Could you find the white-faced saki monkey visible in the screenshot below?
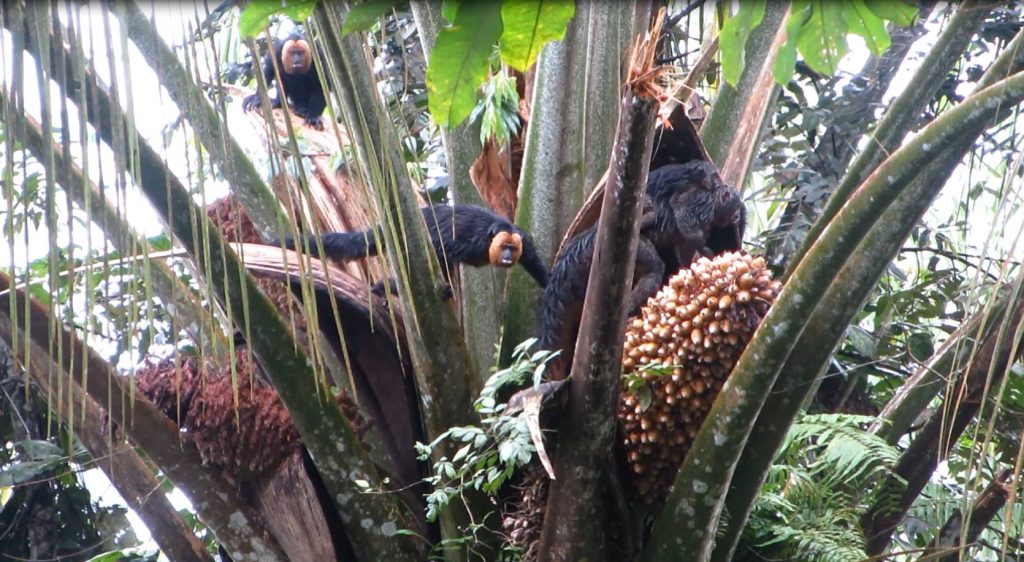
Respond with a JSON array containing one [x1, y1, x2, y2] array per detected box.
[[279, 204, 549, 295], [242, 30, 327, 129], [539, 161, 745, 379]]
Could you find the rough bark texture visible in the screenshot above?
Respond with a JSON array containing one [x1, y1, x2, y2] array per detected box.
[[255, 452, 343, 562], [537, 91, 659, 562]]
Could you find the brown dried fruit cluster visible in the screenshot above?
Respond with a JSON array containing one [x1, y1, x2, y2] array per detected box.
[[207, 195, 261, 244], [618, 251, 780, 504], [502, 463, 548, 561], [136, 348, 368, 483]]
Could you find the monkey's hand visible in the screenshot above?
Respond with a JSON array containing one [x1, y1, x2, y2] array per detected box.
[[243, 93, 283, 113], [304, 115, 325, 130], [241, 93, 261, 112]]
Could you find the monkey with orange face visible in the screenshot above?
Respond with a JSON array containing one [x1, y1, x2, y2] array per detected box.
[[277, 204, 549, 297], [243, 30, 327, 129]]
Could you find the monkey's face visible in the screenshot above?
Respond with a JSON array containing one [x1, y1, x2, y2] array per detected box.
[[712, 187, 744, 228], [488, 230, 524, 267], [281, 39, 313, 75]]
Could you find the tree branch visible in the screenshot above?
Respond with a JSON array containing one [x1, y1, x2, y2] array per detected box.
[[538, 9, 661, 559]]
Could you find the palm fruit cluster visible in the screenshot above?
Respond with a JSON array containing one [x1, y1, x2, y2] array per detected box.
[[618, 251, 780, 504], [136, 347, 368, 483], [502, 463, 548, 561]]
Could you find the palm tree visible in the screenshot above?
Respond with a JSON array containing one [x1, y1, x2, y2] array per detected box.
[[1, 2, 1023, 561]]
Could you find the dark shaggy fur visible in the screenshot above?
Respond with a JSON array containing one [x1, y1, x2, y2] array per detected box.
[[538, 224, 664, 380], [538, 161, 746, 380], [280, 204, 548, 292], [242, 31, 327, 129], [643, 160, 745, 274]]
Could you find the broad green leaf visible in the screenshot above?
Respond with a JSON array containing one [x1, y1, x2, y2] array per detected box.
[[499, 0, 575, 71], [239, 0, 317, 38], [843, 0, 890, 56], [441, 0, 461, 23], [341, 0, 399, 35], [865, 0, 918, 27], [426, 2, 503, 128], [774, 0, 810, 85], [719, 0, 767, 87], [797, 0, 849, 76]]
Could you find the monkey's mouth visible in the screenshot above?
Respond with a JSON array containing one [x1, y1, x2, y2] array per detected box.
[[498, 250, 516, 266]]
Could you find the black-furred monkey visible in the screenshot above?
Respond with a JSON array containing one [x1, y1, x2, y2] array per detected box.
[[243, 29, 327, 129]]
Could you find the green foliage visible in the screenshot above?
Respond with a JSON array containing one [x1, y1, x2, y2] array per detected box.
[[0, 439, 67, 486], [470, 72, 521, 145], [441, 0, 461, 24], [340, 0, 396, 35], [720, 0, 766, 87], [238, 0, 317, 38], [426, 2, 504, 128], [742, 414, 902, 561], [719, 0, 919, 86], [427, 0, 573, 129], [499, 0, 576, 71], [864, 0, 918, 26], [340, 1, 572, 129], [0, 376, 138, 559], [415, 338, 559, 522]]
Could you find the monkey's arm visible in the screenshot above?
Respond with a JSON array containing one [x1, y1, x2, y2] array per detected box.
[[301, 87, 327, 129], [518, 234, 549, 287], [278, 229, 379, 261], [242, 53, 280, 112]]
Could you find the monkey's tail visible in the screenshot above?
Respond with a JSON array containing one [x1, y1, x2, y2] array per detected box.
[[281, 229, 380, 261]]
